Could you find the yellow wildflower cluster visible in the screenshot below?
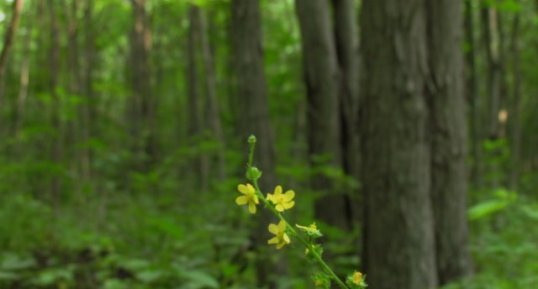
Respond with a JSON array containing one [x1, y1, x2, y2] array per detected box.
[[235, 135, 366, 289], [235, 183, 295, 249]]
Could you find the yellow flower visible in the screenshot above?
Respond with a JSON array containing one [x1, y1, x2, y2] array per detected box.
[[267, 220, 290, 249], [267, 185, 295, 212], [352, 271, 363, 285], [235, 183, 259, 214]]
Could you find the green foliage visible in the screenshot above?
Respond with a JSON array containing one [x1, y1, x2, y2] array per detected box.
[[0, 0, 536, 288], [483, 0, 522, 12], [468, 188, 517, 221], [446, 198, 538, 289]]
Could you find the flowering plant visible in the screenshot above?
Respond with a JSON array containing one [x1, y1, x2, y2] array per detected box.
[[235, 135, 367, 289]]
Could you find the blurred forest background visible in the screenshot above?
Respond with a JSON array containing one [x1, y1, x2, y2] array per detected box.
[[0, 0, 537, 288]]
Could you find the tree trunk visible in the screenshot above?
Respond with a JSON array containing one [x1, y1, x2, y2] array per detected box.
[[359, 0, 437, 288], [14, 5, 32, 139], [480, 3, 502, 139], [129, 0, 155, 172], [509, 9, 522, 190], [426, 0, 473, 284], [231, 0, 276, 188], [464, 0, 481, 187], [295, 0, 351, 231], [65, 0, 86, 186], [81, 0, 96, 181], [332, 0, 359, 179], [48, 0, 63, 205], [187, 5, 209, 191], [0, 0, 24, 104], [230, 0, 278, 287], [198, 9, 226, 181]]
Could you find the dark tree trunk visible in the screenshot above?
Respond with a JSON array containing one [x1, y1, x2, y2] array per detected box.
[[186, 5, 209, 191], [359, 0, 437, 288], [14, 5, 32, 139], [0, 0, 24, 103], [426, 0, 473, 284], [230, 0, 279, 287], [509, 9, 522, 190], [230, 0, 276, 188], [81, 0, 96, 181], [198, 9, 226, 181], [129, 0, 155, 171], [464, 0, 481, 186], [48, 0, 63, 204], [65, 0, 86, 185], [332, 0, 360, 183], [480, 3, 502, 139], [295, 0, 351, 231]]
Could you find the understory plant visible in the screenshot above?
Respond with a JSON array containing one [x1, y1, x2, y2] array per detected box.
[[234, 135, 367, 289]]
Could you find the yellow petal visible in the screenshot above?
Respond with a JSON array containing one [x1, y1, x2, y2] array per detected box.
[[274, 185, 282, 195], [235, 196, 248, 205], [268, 223, 279, 235], [278, 220, 287, 231], [352, 271, 362, 284], [283, 201, 295, 209], [238, 184, 248, 194], [283, 190, 295, 201], [245, 183, 255, 194], [248, 202, 257, 214], [253, 195, 259, 204], [276, 242, 285, 249], [268, 236, 279, 245], [275, 204, 284, 212], [266, 193, 274, 203], [283, 233, 290, 244]]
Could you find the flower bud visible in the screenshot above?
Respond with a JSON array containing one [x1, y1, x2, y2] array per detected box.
[[246, 166, 262, 181]]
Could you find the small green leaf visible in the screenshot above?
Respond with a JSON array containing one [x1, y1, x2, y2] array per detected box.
[[296, 223, 323, 239], [181, 270, 219, 289], [305, 244, 324, 263], [312, 272, 331, 289]]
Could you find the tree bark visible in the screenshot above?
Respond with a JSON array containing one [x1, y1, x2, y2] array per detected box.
[[332, 0, 360, 183], [231, 0, 276, 188], [14, 5, 32, 139], [198, 9, 226, 181], [47, 0, 63, 204], [426, 0, 473, 284], [0, 0, 24, 103], [464, 0, 481, 186], [509, 9, 522, 190], [81, 0, 96, 181], [359, 0, 437, 288], [187, 5, 209, 191], [129, 0, 155, 172], [65, 0, 87, 185], [230, 0, 278, 287], [295, 0, 351, 230], [480, 3, 502, 139]]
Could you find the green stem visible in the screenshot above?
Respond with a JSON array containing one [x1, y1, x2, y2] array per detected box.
[[247, 135, 256, 168], [250, 179, 350, 289], [246, 136, 349, 288]]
